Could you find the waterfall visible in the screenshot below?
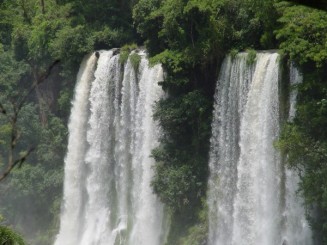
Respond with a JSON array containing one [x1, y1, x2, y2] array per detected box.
[[208, 52, 312, 245], [54, 50, 167, 245], [282, 64, 312, 244]]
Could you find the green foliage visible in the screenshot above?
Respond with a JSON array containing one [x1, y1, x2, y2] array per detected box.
[[1, 0, 136, 73], [133, 0, 279, 241], [57, 88, 73, 117], [244, 0, 279, 48], [149, 50, 186, 75], [50, 25, 94, 67], [132, 0, 166, 55], [276, 2, 327, 67], [0, 226, 25, 245], [0, 0, 136, 243], [27, 2, 72, 62], [0, 45, 67, 243], [179, 200, 208, 245], [153, 90, 212, 148], [0, 0, 187, 244], [129, 53, 141, 72], [152, 163, 197, 209], [119, 52, 129, 65], [119, 43, 138, 64], [162, 198, 208, 245], [246, 48, 257, 65], [0, 103, 65, 244], [1, 0, 327, 243], [67, 0, 134, 31], [92, 26, 130, 50], [276, 11, 327, 240], [151, 90, 212, 243], [0, 50, 30, 98], [277, 68, 327, 243], [229, 48, 239, 60]]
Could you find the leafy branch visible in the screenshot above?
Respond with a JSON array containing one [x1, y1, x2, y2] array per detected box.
[[0, 59, 60, 182]]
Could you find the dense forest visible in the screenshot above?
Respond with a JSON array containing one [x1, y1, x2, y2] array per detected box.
[[0, 0, 327, 244]]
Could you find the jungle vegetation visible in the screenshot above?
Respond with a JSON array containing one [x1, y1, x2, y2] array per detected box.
[[0, 0, 327, 244]]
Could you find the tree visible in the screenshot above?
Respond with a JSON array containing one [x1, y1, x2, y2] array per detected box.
[[0, 1, 138, 243], [0, 226, 25, 245], [0, 53, 60, 181], [276, 2, 327, 67], [133, 0, 279, 243], [276, 3, 327, 242]]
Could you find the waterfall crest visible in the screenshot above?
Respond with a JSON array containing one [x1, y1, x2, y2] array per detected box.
[[208, 53, 312, 245], [54, 50, 167, 245]]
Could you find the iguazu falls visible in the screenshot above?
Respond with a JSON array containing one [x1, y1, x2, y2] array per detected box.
[[0, 1, 327, 245], [54, 50, 167, 245]]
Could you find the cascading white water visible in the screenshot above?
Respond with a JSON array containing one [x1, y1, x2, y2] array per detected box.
[[54, 50, 167, 245], [54, 54, 97, 245], [208, 54, 253, 244], [282, 64, 312, 245], [232, 53, 281, 245], [128, 53, 167, 245], [79, 50, 117, 245], [208, 53, 312, 245]]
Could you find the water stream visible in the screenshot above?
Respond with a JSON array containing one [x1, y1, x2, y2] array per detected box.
[[208, 53, 312, 245], [54, 50, 167, 245]]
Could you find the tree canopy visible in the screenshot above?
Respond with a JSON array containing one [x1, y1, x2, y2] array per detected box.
[[1, 0, 327, 244]]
